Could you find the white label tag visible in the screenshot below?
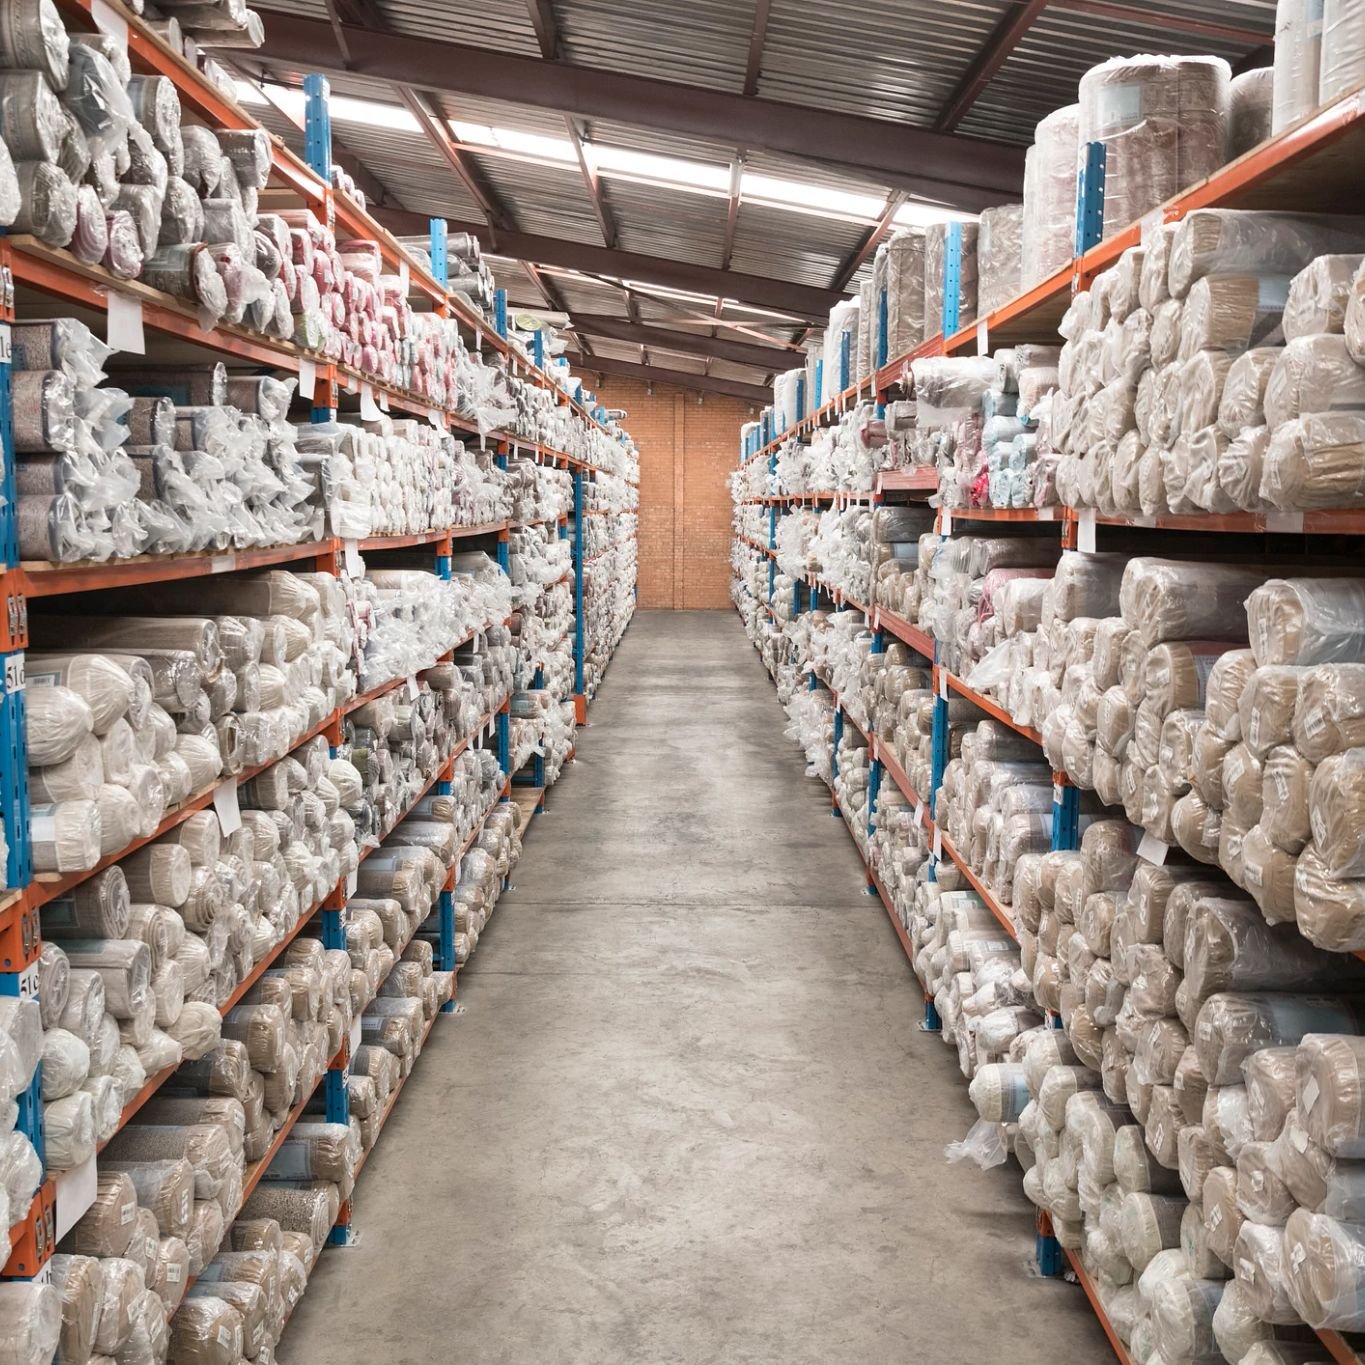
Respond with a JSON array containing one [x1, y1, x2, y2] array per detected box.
[[399, 261, 410, 294], [1053, 782, 1064, 807], [4, 655, 23, 694], [360, 383, 382, 421], [298, 357, 317, 403], [213, 779, 242, 837], [430, 411, 448, 433], [1036, 506, 1055, 521], [941, 509, 952, 535], [349, 1014, 362, 1056], [0, 325, 10, 365], [1077, 509, 1097, 554], [378, 391, 390, 413], [346, 867, 358, 898], [210, 554, 234, 576], [55, 1154, 99, 1242], [932, 827, 943, 860], [404, 675, 420, 700], [91, 0, 128, 48], [343, 540, 363, 578], [1136, 832, 1169, 864], [914, 801, 924, 827], [106, 292, 145, 354], [1303, 1075, 1321, 1112], [938, 670, 948, 702], [976, 319, 989, 356], [1266, 510, 1305, 533], [17, 962, 38, 1000]]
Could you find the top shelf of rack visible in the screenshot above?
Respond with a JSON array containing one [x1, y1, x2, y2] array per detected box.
[[746, 86, 1365, 466]]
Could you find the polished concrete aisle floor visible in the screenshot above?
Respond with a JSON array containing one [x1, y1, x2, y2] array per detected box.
[[281, 609, 1112, 1365]]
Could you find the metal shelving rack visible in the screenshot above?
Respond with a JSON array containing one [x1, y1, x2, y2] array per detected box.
[[732, 83, 1365, 1365], [0, 0, 638, 1294]]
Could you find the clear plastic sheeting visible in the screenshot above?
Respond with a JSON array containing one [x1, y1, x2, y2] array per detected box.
[[1022, 104, 1079, 289]]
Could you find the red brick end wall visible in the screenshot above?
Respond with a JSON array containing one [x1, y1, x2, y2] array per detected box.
[[593, 377, 757, 609]]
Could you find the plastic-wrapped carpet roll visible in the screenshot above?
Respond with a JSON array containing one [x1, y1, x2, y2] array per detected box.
[[1022, 105, 1079, 288], [977, 205, 1023, 318], [1169, 212, 1365, 300], [167, 1294, 243, 1365], [1232, 1220, 1303, 1325], [1319, 0, 1365, 104], [1229, 68, 1275, 156], [1274, 0, 1325, 131], [9, 160, 76, 247], [1281, 1208, 1365, 1328], [1178, 274, 1291, 358], [1262, 411, 1365, 509]]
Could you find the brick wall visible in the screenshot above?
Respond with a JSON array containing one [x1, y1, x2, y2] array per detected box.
[[594, 377, 756, 609]]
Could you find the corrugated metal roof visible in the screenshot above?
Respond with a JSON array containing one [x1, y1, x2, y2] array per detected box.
[[248, 0, 1279, 391], [555, 0, 752, 95]]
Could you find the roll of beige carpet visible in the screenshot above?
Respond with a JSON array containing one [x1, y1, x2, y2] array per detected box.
[[1219, 347, 1283, 438], [1180, 274, 1291, 358], [1244, 1048, 1299, 1143], [1240, 665, 1308, 758], [1282, 1208, 1365, 1328], [1237, 1138, 1298, 1224], [167, 1294, 243, 1365], [1263, 412, 1365, 510], [1285, 254, 1365, 340], [1202, 1164, 1244, 1267], [1197, 993, 1365, 1085], [1121, 557, 1264, 648], [1294, 664, 1365, 762], [49, 1254, 102, 1365], [1235, 1219, 1304, 1324]]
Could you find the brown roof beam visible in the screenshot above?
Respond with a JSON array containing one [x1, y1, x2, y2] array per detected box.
[[743, 0, 772, 97], [1055, 0, 1272, 45], [563, 352, 770, 403], [249, 10, 1026, 208], [830, 193, 905, 293], [370, 213, 844, 318], [935, 0, 1052, 132], [396, 88, 512, 231], [566, 314, 796, 370]]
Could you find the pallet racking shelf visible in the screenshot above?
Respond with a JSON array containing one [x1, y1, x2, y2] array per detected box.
[[0, 0, 640, 1296]]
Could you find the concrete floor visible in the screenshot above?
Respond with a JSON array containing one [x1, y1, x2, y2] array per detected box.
[[280, 609, 1112, 1365]]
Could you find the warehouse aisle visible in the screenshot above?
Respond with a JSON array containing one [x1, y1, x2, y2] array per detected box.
[[281, 610, 1111, 1365]]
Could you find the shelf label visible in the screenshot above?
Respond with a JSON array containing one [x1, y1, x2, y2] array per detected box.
[[56, 1155, 99, 1242], [1266, 510, 1305, 534], [17, 962, 38, 1000], [938, 670, 948, 701], [941, 508, 952, 535], [914, 801, 924, 827], [1077, 509, 1097, 554], [299, 357, 317, 402], [399, 261, 410, 294], [932, 826, 943, 860], [976, 319, 989, 356], [1053, 782, 1065, 807], [429, 411, 448, 433], [349, 1014, 362, 1057], [1036, 506, 1055, 521], [346, 867, 358, 898], [1136, 832, 1170, 865], [378, 391, 390, 413], [342, 540, 363, 578], [91, 0, 128, 47], [213, 779, 242, 837], [4, 655, 23, 694], [0, 324, 10, 366], [106, 292, 145, 354], [404, 675, 420, 700], [360, 383, 382, 421]]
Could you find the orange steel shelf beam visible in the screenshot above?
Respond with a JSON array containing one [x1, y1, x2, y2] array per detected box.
[[938, 830, 1017, 941], [872, 605, 935, 660], [939, 666, 1045, 748]]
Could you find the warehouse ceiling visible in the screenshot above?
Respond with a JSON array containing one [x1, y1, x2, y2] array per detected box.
[[241, 0, 1276, 403]]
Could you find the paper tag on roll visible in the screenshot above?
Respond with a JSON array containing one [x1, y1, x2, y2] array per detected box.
[[976, 319, 989, 355], [405, 675, 419, 700], [1077, 509, 1097, 554], [299, 357, 317, 403], [360, 383, 382, 421], [106, 292, 145, 354], [1136, 832, 1169, 865], [213, 779, 242, 837], [343, 540, 363, 578], [932, 827, 943, 860]]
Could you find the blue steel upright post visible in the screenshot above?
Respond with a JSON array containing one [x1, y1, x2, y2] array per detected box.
[[428, 218, 448, 287], [942, 222, 963, 337], [1075, 142, 1108, 256], [303, 74, 331, 181], [572, 471, 585, 713]]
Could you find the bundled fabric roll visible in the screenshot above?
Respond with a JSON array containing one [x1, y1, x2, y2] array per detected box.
[[0, 1282, 61, 1365], [168, 1294, 243, 1365], [1022, 105, 1079, 287], [1248, 579, 1365, 667], [1229, 67, 1275, 156], [1169, 212, 1365, 300], [1285, 253, 1364, 340], [1275, 0, 1320, 124], [1283, 1208, 1365, 1328], [1195, 993, 1365, 1084], [1120, 557, 1263, 647], [1262, 412, 1365, 509], [1294, 664, 1365, 761], [1179, 274, 1290, 358]]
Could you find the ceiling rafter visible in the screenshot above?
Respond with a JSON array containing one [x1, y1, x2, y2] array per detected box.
[[563, 352, 769, 402], [742, 0, 772, 98], [935, 0, 1051, 132], [251, 10, 1026, 208], [370, 213, 844, 318], [564, 314, 794, 370]]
